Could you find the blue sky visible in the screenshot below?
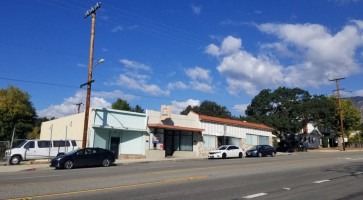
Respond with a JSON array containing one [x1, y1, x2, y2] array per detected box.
[[1, 0, 363, 118]]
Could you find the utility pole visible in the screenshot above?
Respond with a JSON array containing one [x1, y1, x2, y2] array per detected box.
[[330, 77, 346, 151], [82, 2, 101, 149], [76, 103, 84, 114]]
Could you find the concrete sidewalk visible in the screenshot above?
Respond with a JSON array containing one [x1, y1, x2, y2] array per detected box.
[[0, 152, 293, 173]]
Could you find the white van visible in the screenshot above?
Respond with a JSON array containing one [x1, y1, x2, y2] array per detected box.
[[5, 140, 78, 165]]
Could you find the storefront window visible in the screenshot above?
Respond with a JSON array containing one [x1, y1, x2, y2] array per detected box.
[[246, 134, 258, 145], [150, 133, 164, 150], [203, 135, 216, 148], [259, 136, 269, 145], [180, 131, 193, 151]]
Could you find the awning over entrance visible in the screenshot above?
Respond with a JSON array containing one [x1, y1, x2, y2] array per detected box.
[[148, 123, 204, 132]]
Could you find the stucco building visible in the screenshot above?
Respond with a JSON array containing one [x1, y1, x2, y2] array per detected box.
[[40, 106, 274, 159]]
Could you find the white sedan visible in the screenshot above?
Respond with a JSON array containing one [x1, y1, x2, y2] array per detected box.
[[208, 145, 244, 159]]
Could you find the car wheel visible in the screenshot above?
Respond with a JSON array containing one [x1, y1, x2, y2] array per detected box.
[[63, 160, 74, 169], [10, 155, 21, 165], [239, 152, 243, 158], [257, 152, 262, 157], [271, 152, 275, 157], [222, 153, 227, 159], [102, 158, 110, 167]]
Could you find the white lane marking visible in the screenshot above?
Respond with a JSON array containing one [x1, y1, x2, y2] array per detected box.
[[313, 179, 330, 184], [243, 193, 268, 199], [283, 188, 291, 190]]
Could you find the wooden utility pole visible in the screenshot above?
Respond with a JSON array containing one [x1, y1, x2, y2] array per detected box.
[[330, 77, 345, 151], [82, 2, 101, 149]]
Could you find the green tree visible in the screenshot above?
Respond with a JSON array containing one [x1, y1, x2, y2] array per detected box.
[[246, 87, 335, 134], [132, 105, 145, 113], [111, 98, 132, 111], [246, 87, 311, 133], [329, 96, 361, 135], [180, 100, 232, 118], [0, 85, 36, 140], [111, 99, 145, 113], [27, 117, 51, 139]]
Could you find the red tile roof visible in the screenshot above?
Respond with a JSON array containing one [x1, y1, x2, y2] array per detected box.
[[198, 114, 274, 131], [148, 123, 205, 132]]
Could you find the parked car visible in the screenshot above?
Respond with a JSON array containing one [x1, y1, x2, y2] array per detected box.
[[246, 145, 276, 157], [50, 148, 115, 169], [208, 145, 244, 159], [5, 139, 78, 165]]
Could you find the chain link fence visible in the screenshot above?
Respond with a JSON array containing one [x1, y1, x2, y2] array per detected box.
[[0, 141, 10, 160]]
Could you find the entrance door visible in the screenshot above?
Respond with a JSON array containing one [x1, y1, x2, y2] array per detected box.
[[165, 131, 174, 156], [110, 137, 120, 159]]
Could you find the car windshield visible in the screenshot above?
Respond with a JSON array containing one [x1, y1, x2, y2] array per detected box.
[[249, 146, 258, 150], [217, 146, 227, 150], [13, 140, 27, 148]]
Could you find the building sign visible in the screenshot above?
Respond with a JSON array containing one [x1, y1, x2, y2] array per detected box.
[[160, 105, 172, 120]]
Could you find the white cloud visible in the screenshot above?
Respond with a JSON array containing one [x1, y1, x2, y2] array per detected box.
[[111, 26, 124, 32], [184, 66, 213, 93], [190, 81, 213, 93], [37, 90, 136, 118], [353, 89, 363, 96], [112, 74, 169, 96], [258, 22, 362, 87], [167, 81, 188, 90], [120, 59, 151, 72], [207, 21, 363, 96], [77, 63, 87, 68], [207, 36, 283, 96], [102, 48, 108, 52], [233, 104, 249, 115], [205, 44, 220, 56], [171, 99, 200, 114], [191, 4, 201, 15], [185, 66, 211, 82], [106, 59, 169, 96]]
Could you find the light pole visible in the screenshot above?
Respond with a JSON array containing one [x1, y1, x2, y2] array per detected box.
[[81, 2, 102, 149], [80, 58, 104, 148]]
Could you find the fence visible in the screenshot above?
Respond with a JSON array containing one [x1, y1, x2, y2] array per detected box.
[[346, 143, 363, 148], [0, 141, 10, 160]]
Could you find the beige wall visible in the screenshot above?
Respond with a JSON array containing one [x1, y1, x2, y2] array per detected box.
[[40, 109, 94, 146], [147, 109, 200, 128]]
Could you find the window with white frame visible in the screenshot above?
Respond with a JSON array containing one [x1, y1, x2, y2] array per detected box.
[[259, 136, 269, 145], [203, 134, 216, 148], [246, 134, 258, 145]]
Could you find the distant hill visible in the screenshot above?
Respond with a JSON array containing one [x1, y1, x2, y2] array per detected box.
[[349, 96, 363, 121]]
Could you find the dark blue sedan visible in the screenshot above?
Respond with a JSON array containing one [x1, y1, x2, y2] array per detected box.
[[50, 148, 115, 169], [246, 145, 277, 157]]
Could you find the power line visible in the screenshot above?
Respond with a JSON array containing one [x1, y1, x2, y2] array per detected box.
[[0, 77, 79, 89]]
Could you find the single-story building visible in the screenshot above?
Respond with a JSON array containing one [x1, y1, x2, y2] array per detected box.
[[187, 112, 275, 156], [40, 108, 148, 159], [146, 109, 204, 158], [40, 106, 274, 159]]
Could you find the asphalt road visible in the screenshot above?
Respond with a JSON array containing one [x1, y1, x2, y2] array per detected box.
[[1, 151, 363, 200]]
